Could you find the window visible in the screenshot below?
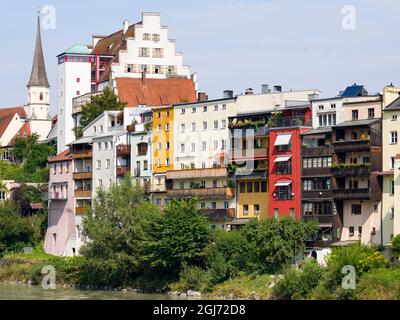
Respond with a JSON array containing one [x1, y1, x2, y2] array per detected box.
[[290, 208, 295, 218], [224, 201, 229, 209], [180, 144, 185, 153], [211, 202, 217, 209], [167, 66, 177, 75], [191, 143, 196, 152], [180, 108, 186, 114], [349, 227, 355, 237], [157, 124, 162, 132], [97, 160, 101, 169], [391, 131, 398, 144], [221, 140, 226, 150], [222, 104, 227, 110], [166, 158, 170, 167], [254, 205, 260, 215], [254, 181, 260, 193], [319, 115, 323, 127], [97, 142, 102, 150], [93, 126, 97, 133], [138, 47, 150, 57], [392, 114, 398, 121], [156, 198, 162, 206], [352, 110, 358, 120], [303, 203, 313, 216], [143, 33, 151, 40], [243, 205, 249, 216], [65, 163, 70, 173], [274, 209, 279, 219], [318, 105, 324, 110], [202, 162, 206, 169], [191, 122, 196, 131], [331, 103, 336, 109], [126, 64, 134, 73], [214, 120, 219, 130], [247, 182, 253, 193], [200, 202, 206, 209], [221, 120, 227, 129], [390, 208, 395, 220], [144, 161, 148, 171], [391, 179, 395, 195], [214, 105, 218, 111], [153, 48, 164, 58], [106, 159, 110, 168], [213, 140, 218, 150], [368, 108, 375, 119], [98, 179, 103, 187], [152, 34, 160, 41], [202, 141, 207, 151], [202, 122, 207, 130], [192, 108, 196, 113], [166, 123, 170, 132], [240, 182, 246, 193], [391, 157, 395, 170], [181, 124, 185, 133], [157, 159, 161, 167], [76, 78, 80, 83], [203, 106, 208, 112], [158, 142, 162, 150], [261, 181, 267, 193], [351, 204, 362, 215]]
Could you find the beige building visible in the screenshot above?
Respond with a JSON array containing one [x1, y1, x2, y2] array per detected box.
[[382, 86, 400, 243]]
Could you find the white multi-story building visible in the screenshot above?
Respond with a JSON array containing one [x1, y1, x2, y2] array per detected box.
[[57, 12, 196, 153]]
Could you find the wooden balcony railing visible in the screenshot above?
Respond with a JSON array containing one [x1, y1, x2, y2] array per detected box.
[[230, 148, 268, 160], [74, 190, 92, 198], [333, 139, 372, 153], [332, 188, 371, 200], [200, 208, 235, 222], [166, 167, 227, 180], [167, 188, 235, 199], [76, 207, 89, 215], [72, 150, 93, 159], [332, 164, 371, 177], [73, 172, 92, 180], [117, 166, 131, 177], [302, 146, 333, 157], [117, 145, 131, 155]]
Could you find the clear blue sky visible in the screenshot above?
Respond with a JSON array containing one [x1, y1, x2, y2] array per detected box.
[[1, 0, 400, 115]]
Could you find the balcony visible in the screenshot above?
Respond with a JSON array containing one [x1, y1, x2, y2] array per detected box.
[[302, 167, 332, 177], [333, 139, 372, 153], [332, 164, 371, 177], [201, 209, 235, 222], [302, 146, 333, 157], [231, 148, 268, 160], [73, 172, 92, 180], [302, 190, 333, 199], [117, 145, 131, 156], [48, 192, 68, 201], [117, 166, 131, 177], [167, 188, 235, 199], [229, 168, 268, 180], [73, 150, 93, 159], [74, 190, 92, 198], [76, 207, 89, 215], [167, 167, 227, 180], [332, 188, 371, 200]]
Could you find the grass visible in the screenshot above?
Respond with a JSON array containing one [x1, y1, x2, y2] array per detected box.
[[354, 268, 400, 300], [207, 274, 275, 300]]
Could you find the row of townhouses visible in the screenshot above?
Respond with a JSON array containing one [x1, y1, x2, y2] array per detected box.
[[24, 11, 399, 257]]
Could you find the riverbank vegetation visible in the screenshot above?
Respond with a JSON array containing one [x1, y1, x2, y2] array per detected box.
[[1, 178, 400, 299]]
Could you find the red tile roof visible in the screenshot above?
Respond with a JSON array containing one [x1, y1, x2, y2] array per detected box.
[[10, 122, 31, 145], [0, 107, 27, 143], [116, 77, 196, 107], [48, 149, 72, 163]]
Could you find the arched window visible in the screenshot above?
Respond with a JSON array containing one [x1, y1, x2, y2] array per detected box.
[[40, 92, 44, 101]]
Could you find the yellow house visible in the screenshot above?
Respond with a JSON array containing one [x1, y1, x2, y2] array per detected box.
[[236, 179, 269, 221], [152, 106, 174, 206]]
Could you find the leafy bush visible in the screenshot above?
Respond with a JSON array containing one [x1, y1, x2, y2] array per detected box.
[[172, 264, 210, 292], [392, 235, 400, 259], [272, 259, 323, 300], [354, 268, 400, 300]]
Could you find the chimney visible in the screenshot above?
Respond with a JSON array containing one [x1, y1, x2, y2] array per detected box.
[[223, 90, 234, 99], [123, 19, 129, 35], [273, 85, 282, 93], [198, 92, 208, 102], [261, 84, 270, 94], [245, 88, 254, 95]]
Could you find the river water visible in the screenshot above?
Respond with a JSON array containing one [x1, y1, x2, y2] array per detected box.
[[0, 284, 196, 300]]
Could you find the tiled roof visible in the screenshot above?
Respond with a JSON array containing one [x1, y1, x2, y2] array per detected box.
[[384, 97, 400, 111], [48, 149, 72, 163], [10, 123, 31, 144], [116, 77, 196, 107], [0, 107, 27, 142]]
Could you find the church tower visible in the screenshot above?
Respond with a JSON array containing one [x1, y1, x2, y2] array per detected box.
[[26, 14, 52, 141]]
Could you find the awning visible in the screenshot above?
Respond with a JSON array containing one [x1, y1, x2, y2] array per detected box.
[[274, 155, 292, 163], [274, 133, 292, 146], [275, 181, 292, 187], [319, 223, 333, 228]]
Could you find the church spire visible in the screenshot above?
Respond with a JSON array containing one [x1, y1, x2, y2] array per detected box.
[[27, 14, 50, 88]]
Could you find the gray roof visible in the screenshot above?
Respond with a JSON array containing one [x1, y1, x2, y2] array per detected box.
[[70, 136, 93, 145], [301, 127, 332, 136], [334, 118, 380, 128], [384, 97, 400, 111], [27, 16, 50, 88]]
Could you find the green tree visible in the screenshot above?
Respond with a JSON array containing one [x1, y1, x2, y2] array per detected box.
[[80, 178, 161, 287], [12, 133, 55, 175], [143, 198, 211, 278], [241, 218, 319, 273], [76, 87, 127, 138], [392, 235, 400, 259], [10, 184, 46, 216]]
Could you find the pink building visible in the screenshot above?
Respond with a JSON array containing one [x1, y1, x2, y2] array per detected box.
[[44, 150, 81, 256]]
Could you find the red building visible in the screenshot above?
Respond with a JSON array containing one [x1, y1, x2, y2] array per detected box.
[[268, 104, 312, 219]]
